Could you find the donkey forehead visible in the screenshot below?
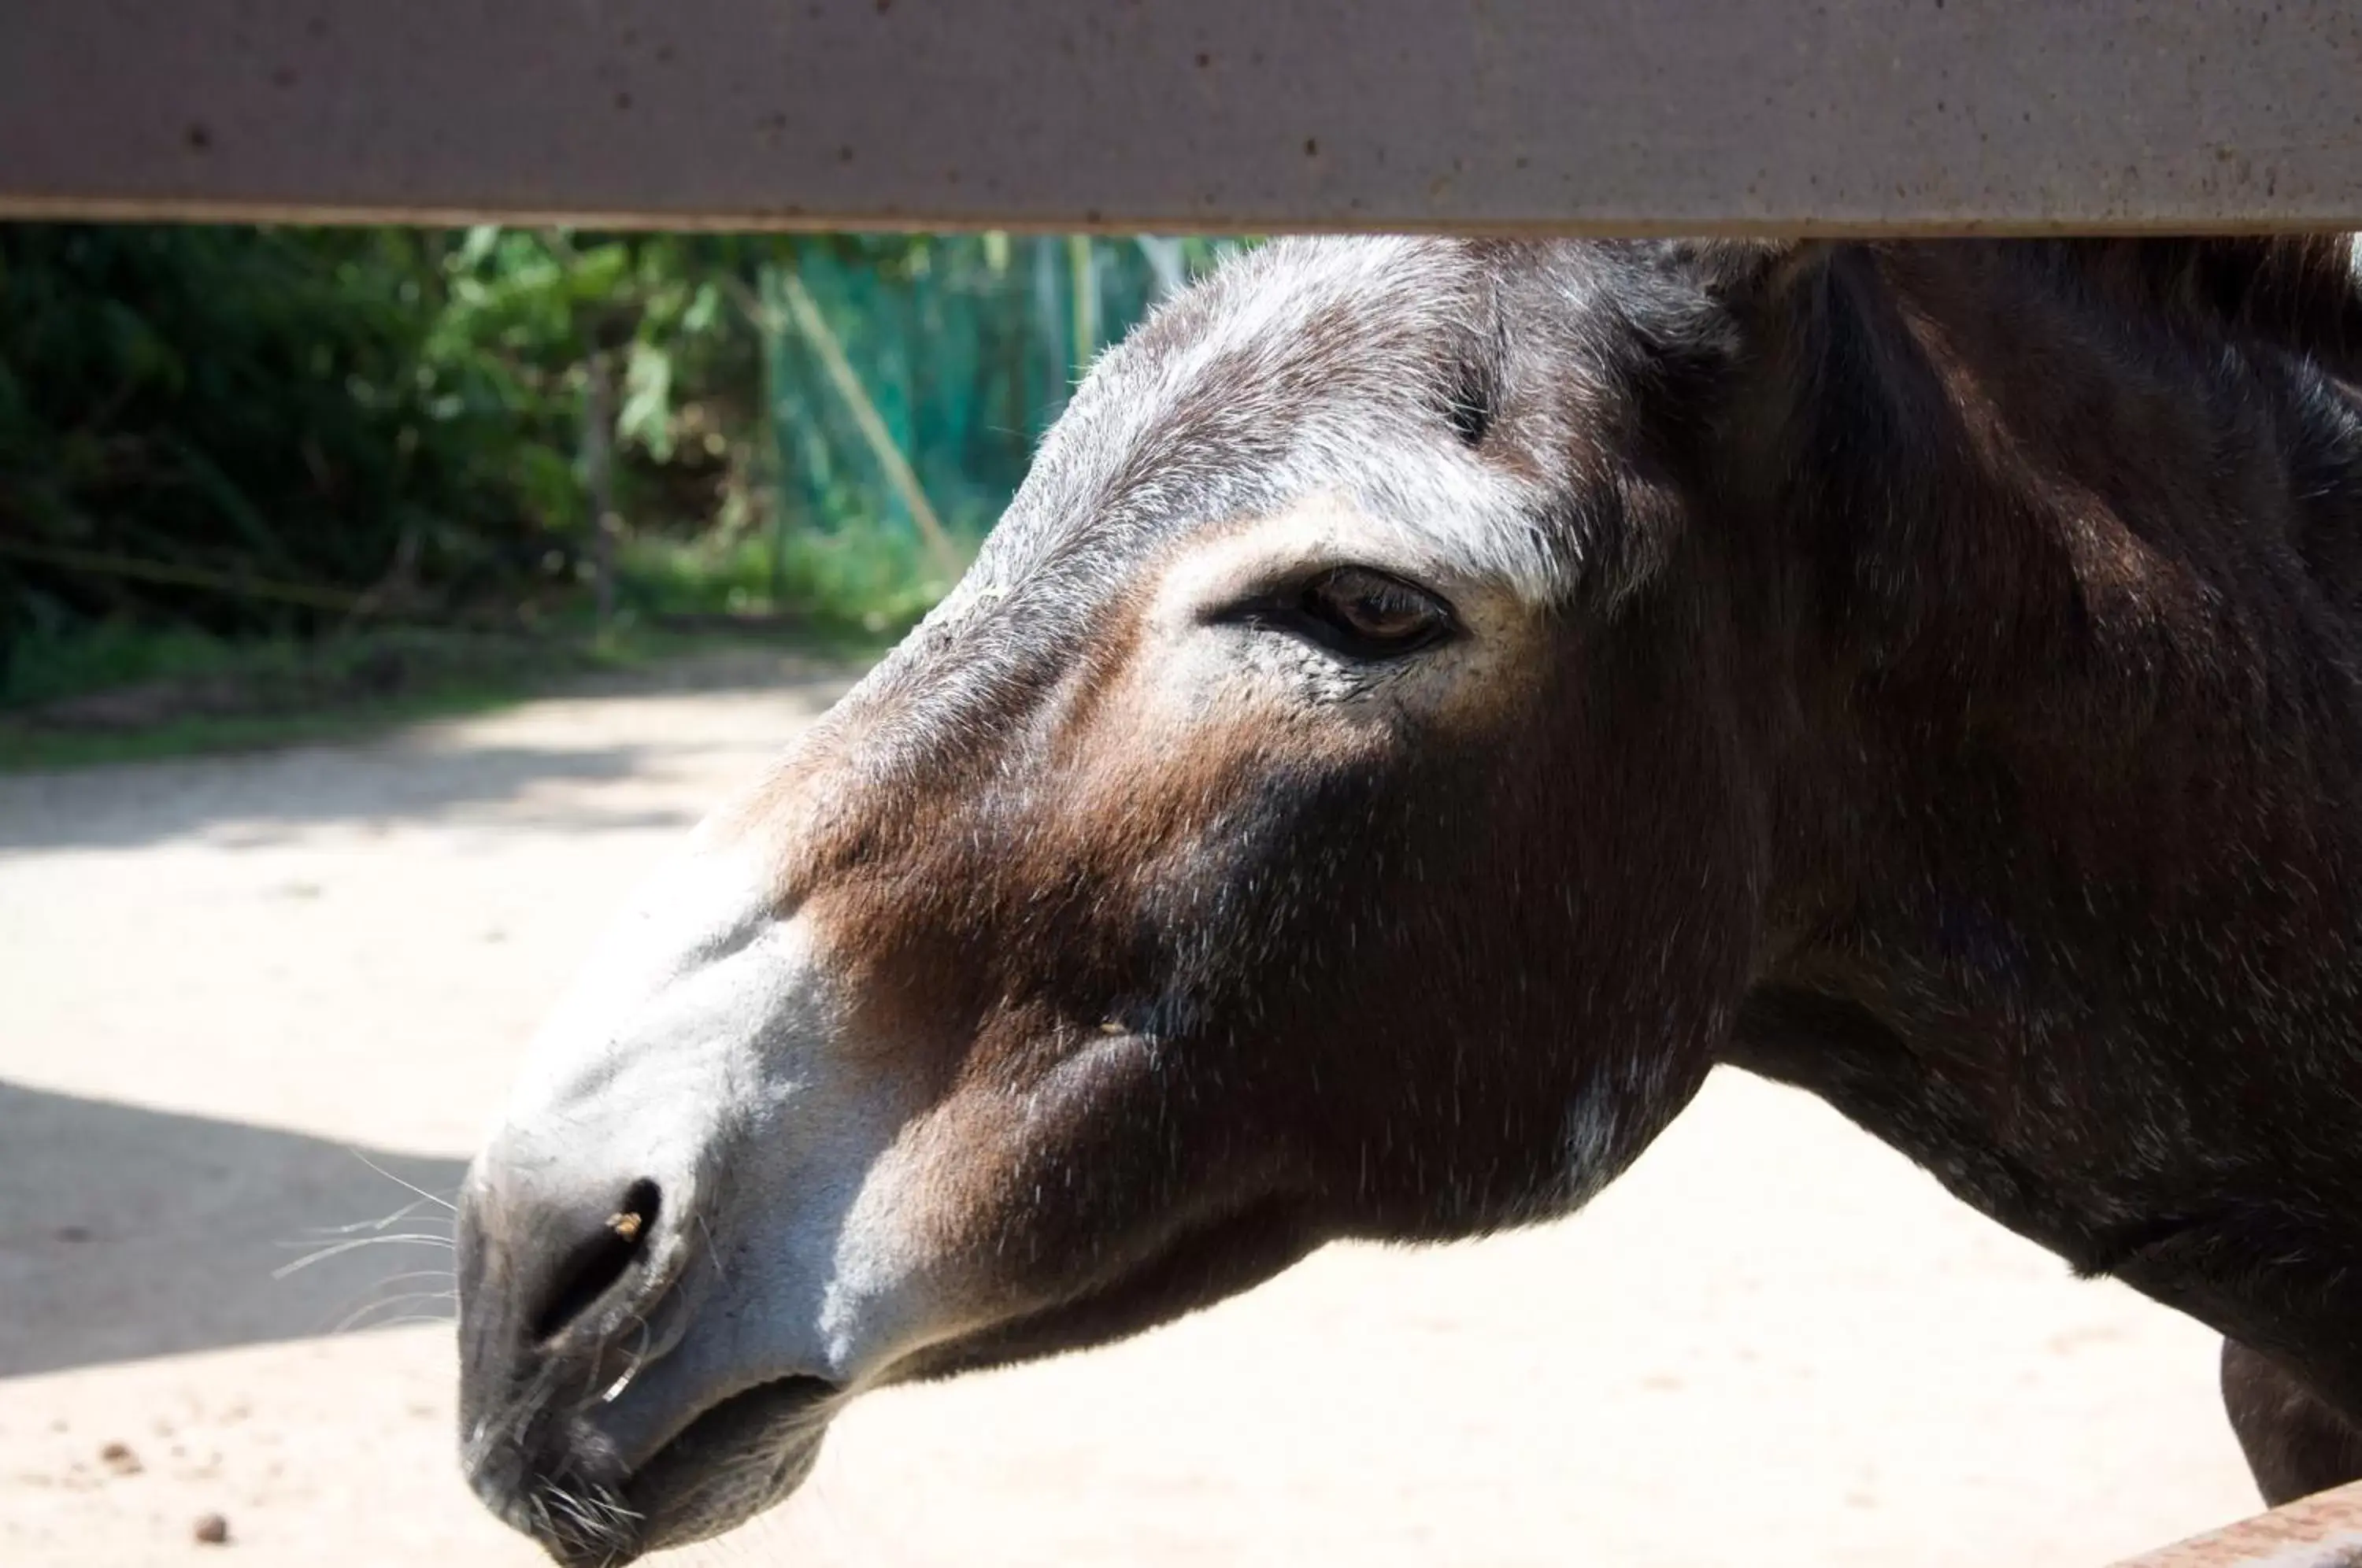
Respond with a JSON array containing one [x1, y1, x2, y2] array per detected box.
[[945, 236, 1605, 616]]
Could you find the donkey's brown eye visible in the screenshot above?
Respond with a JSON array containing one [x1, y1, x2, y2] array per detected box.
[[1283, 567, 1456, 659]]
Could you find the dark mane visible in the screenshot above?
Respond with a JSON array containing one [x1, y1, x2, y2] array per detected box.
[[2068, 236, 2362, 372], [1690, 235, 2362, 697], [1706, 231, 2362, 1501]]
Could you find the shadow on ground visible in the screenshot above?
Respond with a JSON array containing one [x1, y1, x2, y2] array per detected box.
[[0, 741, 689, 854], [0, 1082, 470, 1377], [0, 654, 859, 853]]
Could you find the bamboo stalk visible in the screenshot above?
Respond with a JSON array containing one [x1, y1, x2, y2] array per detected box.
[[1033, 236, 1068, 422], [1136, 235, 1187, 301], [753, 263, 796, 605], [771, 268, 964, 581], [1068, 234, 1098, 381]]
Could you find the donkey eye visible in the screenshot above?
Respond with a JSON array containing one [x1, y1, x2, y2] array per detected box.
[[1276, 567, 1456, 659]]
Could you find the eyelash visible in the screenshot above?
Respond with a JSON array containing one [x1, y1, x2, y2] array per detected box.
[[1224, 568, 1458, 661]]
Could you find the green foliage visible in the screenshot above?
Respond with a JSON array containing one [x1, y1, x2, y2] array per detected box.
[[616, 527, 944, 639], [0, 226, 552, 638], [0, 222, 1243, 710]]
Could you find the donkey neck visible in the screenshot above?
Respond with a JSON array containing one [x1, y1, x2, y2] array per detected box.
[[1721, 240, 2362, 1417]]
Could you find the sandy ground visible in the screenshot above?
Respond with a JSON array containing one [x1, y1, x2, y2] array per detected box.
[[0, 652, 2269, 1567]]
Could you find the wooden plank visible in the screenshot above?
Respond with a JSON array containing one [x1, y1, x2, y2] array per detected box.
[[2109, 1481, 2362, 1568], [2, 2, 2359, 235]]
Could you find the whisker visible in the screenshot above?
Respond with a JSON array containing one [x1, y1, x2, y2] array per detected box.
[[545, 1488, 595, 1532], [348, 1148, 460, 1212], [317, 1263, 457, 1337], [271, 1233, 456, 1280], [697, 1214, 731, 1285], [466, 1359, 566, 1475], [333, 1289, 460, 1334], [351, 1265, 458, 1293], [601, 1317, 653, 1403], [296, 1198, 449, 1238], [323, 1265, 457, 1311], [539, 1480, 637, 1562], [349, 1312, 458, 1330]]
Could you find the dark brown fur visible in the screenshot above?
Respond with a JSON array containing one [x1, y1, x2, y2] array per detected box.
[[771, 235, 2362, 1497], [1707, 239, 2362, 1503], [459, 236, 2362, 1559]]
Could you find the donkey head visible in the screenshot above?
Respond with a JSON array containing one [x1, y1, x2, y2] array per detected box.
[[457, 237, 1781, 1561]]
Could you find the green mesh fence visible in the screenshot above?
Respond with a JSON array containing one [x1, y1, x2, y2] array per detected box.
[[755, 235, 1227, 550]]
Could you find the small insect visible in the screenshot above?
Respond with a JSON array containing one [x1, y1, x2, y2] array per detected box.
[[606, 1211, 643, 1242], [1098, 1019, 1127, 1037]]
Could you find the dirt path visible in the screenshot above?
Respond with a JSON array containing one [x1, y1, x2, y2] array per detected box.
[[0, 654, 2263, 1567]]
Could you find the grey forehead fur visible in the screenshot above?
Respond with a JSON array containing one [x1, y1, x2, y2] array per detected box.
[[927, 237, 1728, 628], [848, 234, 1740, 753]]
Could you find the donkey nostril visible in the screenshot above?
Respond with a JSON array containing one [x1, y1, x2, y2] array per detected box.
[[531, 1178, 661, 1344]]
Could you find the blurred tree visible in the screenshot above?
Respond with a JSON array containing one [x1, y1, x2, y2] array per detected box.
[[0, 224, 1244, 678]]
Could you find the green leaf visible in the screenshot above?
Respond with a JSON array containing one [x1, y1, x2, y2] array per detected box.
[[617, 342, 675, 462]]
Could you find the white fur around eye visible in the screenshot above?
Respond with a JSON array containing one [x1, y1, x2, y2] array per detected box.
[[1129, 494, 1545, 725], [1216, 617, 1423, 708]]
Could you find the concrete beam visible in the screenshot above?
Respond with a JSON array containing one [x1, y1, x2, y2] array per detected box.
[[2, 2, 2359, 235]]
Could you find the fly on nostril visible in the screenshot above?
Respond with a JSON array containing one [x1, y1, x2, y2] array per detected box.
[[531, 1178, 661, 1344]]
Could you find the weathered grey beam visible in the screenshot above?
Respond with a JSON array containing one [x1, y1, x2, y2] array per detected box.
[[2, 2, 2359, 234]]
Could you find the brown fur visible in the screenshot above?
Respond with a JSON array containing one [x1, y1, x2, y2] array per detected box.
[[459, 235, 2362, 1560], [763, 235, 2362, 1487]]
